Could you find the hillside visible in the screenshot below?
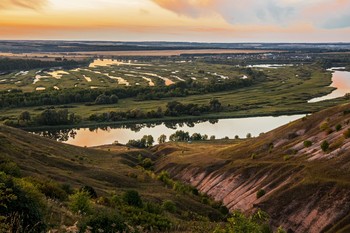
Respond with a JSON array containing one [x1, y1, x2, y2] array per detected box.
[[0, 125, 228, 232], [2, 102, 350, 232], [153, 103, 350, 233]]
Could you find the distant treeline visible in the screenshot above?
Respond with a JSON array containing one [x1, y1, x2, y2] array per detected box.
[[0, 58, 90, 72], [5, 99, 222, 127], [0, 69, 265, 109], [89, 99, 222, 122]]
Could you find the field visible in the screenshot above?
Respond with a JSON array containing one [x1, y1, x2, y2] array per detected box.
[[0, 58, 347, 125]]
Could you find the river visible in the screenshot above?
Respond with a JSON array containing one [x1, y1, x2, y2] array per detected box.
[[34, 115, 304, 147]]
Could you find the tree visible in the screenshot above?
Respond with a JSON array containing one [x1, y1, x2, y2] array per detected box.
[[142, 135, 154, 147], [191, 133, 203, 141], [169, 130, 190, 142], [210, 135, 216, 140], [109, 94, 119, 104], [122, 190, 142, 207], [95, 94, 110, 105], [209, 98, 222, 112], [158, 134, 167, 144], [19, 111, 31, 122], [321, 140, 329, 152], [246, 133, 252, 138]]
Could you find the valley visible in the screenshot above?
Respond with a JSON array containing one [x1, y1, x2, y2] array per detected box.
[[1, 42, 350, 232]]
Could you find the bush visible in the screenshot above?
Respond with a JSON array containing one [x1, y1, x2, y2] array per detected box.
[[141, 158, 153, 170], [122, 190, 143, 207], [0, 172, 47, 232], [336, 124, 342, 131], [79, 209, 126, 232], [320, 121, 329, 131], [344, 129, 350, 138], [214, 210, 271, 233], [28, 178, 68, 201], [80, 185, 98, 199], [304, 140, 312, 148], [162, 200, 177, 213], [256, 189, 266, 199], [0, 161, 21, 177], [69, 190, 91, 214], [321, 140, 329, 152], [144, 202, 163, 214]]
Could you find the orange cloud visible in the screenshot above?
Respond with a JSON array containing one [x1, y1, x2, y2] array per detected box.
[[152, 0, 218, 17], [0, 0, 46, 10]]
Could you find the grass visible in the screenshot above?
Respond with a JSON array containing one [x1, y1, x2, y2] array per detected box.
[[0, 125, 226, 231], [2, 62, 348, 128]]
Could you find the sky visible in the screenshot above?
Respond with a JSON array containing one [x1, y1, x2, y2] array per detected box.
[[0, 0, 349, 42]]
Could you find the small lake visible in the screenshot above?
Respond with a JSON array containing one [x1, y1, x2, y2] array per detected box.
[[308, 68, 350, 103], [35, 115, 304, 147]]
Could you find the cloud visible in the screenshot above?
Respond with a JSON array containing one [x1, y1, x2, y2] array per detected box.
[[152, 0, 350, 29], [0, 0, 46, 10]]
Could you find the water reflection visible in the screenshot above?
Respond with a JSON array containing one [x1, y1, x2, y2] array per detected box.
[[33, 115, 303, 147], [308, 68, 350, 103]]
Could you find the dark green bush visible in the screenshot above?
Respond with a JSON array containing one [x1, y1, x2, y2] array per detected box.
[[144, 202, 163, 214], [256, 189, 266, 199], [27, 177, 68, 201], [78, 209, 126, 233], [321, 140, 329, 152], [80, 185, 98, 199], [336, 124, 342, 131], [303, 140, 312, 148], [122, 190, 143, 207], [162, 200, 177, 213]]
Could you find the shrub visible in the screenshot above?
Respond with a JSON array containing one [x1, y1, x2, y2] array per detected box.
[[336, 124, 342, 131], [0, 173, 47, 232], [344, 129, 350, 138], [144, 202, 163, 214], [28, 178, 68, 201], [122, 190, 143, 207], [319, 121, 329, 131], [69, 190, 91, 214], [321, 140, 329, 152], [283, 155, 291, 161], [78, 209, 126, 232], [251, 153, 257, 159], [303, 140, 312, 148], [0, 161, 21, 177], [256, 189, 266, 199], [80, 185, 97, 199], [214, 210, 271, 233], [162, 200, 177, 213], [141, 158, 153, 170]]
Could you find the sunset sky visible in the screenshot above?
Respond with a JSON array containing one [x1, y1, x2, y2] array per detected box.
[[0, 0, 349, 42]]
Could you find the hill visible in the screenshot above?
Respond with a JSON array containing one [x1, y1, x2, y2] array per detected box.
[[153, 103, 350, 233], [2, 102, 350, 232], [0, 125, 227, 232]]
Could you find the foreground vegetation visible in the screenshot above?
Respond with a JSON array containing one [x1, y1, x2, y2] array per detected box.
[[0, 124, 290, 232]]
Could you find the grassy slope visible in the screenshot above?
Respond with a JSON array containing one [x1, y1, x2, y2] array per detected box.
[[153, 103, 350, 233], [0, 125, 223, 230]]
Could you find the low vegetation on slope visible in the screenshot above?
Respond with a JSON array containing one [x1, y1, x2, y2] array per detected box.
[[154, 103, 350, 233], [0, 125, 231, 232]]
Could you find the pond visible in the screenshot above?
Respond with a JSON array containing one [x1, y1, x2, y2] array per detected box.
[[308, 68, 350, 103], [34, 115, 304, 147]]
